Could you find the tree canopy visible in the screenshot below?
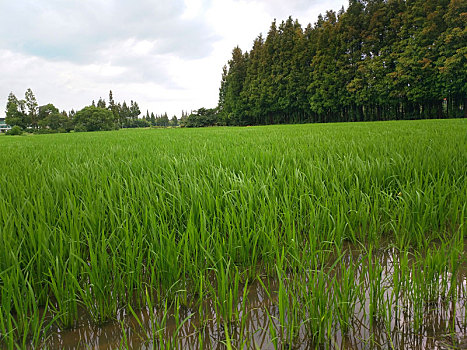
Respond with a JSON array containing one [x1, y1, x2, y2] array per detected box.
[[74, 106, 115, 132], [3, 89, 174, 133], [218, 0, 467, 125]]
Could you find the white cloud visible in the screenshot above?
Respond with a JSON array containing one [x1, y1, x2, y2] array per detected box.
[[181, 0, 205, 19], [0, 0, 346, 117]]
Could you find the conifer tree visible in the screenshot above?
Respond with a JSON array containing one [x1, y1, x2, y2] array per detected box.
[[217, 0, 464, 124], [25, 88, 38, 128]]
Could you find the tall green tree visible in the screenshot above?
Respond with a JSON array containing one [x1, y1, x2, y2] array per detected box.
[[437, 0, 467, 117], [108, 90, 120, 125], [120, 101, 130, 127], [220, 46, 247, 125], [218, 0, 465, 125], [130, 101, 141, 120], [97, 98, 106, 109], [25, 88, 38, 128], [5, 92, 29, 129]]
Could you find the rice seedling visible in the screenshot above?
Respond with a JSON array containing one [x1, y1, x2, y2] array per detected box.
[[333, 257, 358, 334], [367, 246, 384, 327], [46, 254, 79, 329], [299, 266, 334, 347], [0, 119, 465, 348], [0, 262, 56, 349], [73, 231, 122, 325]]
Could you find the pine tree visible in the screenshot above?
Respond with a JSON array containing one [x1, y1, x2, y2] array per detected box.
[[108, 90, 120, 125]]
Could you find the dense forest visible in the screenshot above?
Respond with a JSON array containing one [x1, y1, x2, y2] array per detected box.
[[217, 0, 466, 125]]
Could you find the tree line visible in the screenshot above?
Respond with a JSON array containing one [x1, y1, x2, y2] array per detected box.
[[4, 89, 180, 133], [215, 0, 466, 126]]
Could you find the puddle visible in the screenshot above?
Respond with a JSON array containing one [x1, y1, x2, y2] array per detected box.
[[37, 243, 467, 349]]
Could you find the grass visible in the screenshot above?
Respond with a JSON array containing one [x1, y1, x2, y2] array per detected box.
[[0, 119, 466, 348]]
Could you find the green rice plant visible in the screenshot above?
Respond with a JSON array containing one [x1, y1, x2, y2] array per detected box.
[[390, 247, 410, 322], [119, 319, 130, 349], [210, 258, 243, 325], [410, 262, 425, 332], [274, 267, 301, 347], [415, 245, 450, 305], [127, 290, 191, 349], [300, 267, 333, 346], [257, 280, 279, 350], [146, 226, 184, 303], [447, 231, 464, 303], [145, 290, 169, 346], [223, 321, 234, 350], [116, 214, 146, 309], [367, 246, 384, 327], [46, 254, 79, 329], [236, 278, 251, 349], [0, 311, 15, 350], [0, 263, 56, 348], [72, 232, 121, 325], [0, 119, 466, 347], [0, 269, 19, 350], [333, 258, 358, 334]]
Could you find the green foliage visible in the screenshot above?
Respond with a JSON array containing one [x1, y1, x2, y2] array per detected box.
[[38, 104, 71, 132], [184, 107, 218, 127], [4, 89, 156, 133], [25, 88, 38, 128], [73, 106, 116, 132], [38, 103, 59, 121], [73, 124, 86, 132], [5, 125, 23, 135], [219, 0, 467, 125], [5, 93, 29, 129]]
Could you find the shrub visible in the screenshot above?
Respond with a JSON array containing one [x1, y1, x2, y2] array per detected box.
[[6, 125, 23, 135]]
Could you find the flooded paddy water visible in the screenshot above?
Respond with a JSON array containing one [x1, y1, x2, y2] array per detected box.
[[42, 241, 467, 350]]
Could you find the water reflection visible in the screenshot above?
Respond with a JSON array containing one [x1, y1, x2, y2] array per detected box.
[[43, 244, 467, 350]]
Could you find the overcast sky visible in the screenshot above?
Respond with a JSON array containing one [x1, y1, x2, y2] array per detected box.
[[0, 0, 346, 118]]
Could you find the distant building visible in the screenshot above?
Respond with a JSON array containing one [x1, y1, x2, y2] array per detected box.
[[0, 117, 11, 133]]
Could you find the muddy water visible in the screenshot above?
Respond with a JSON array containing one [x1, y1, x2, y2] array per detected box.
[[43, 246, 467, 350]]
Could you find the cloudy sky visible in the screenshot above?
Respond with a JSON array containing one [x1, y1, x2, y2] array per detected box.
[[0, 0, 346, 118]]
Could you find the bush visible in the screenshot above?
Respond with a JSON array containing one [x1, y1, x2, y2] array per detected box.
[[6, 126, 23, 135], [33, 128, 58, 134]]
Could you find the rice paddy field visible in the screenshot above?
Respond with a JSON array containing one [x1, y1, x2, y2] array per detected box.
[[0, 119, 466, 349]]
